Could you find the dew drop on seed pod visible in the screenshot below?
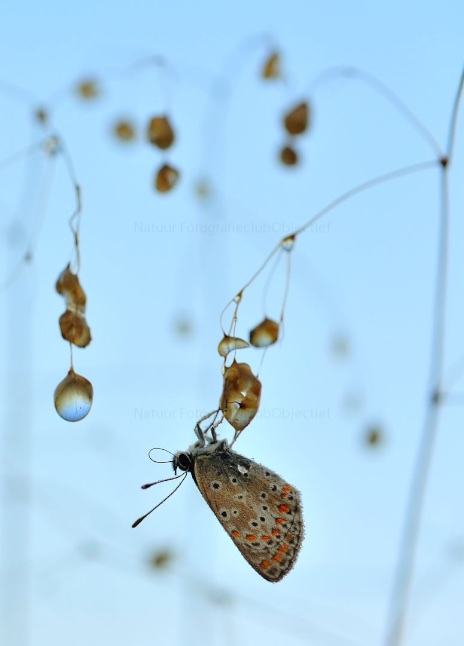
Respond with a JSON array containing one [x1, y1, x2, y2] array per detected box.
[[217, 334, 250, 358], [76, 79, 100, 100], [261, 51, 281, 80], [54, 370, 93, 422], [147, 115, 175, 150], [249, 318, 279, 347], [155, 164, 180, 193], [113, 119, 136, 142], [280, 235, 295, 251], [279, 144, 299, 166], [283, 101, 309, 136]]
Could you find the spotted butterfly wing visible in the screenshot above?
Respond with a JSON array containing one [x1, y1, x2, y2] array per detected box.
[[185, 440, 304, 582]]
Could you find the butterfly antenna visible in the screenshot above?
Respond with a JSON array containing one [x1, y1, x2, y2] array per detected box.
[[148, 447, 175, 463], [131, 472, 187, 528]]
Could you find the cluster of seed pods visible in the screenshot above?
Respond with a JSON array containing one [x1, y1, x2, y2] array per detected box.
[[54, 265, 93, 422], [147, 115, 180, 193], [217, 315, 280, 442]]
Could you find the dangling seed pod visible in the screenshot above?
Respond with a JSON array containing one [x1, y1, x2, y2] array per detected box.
[[217, 334, 250, 358], [283, 101, 309, 136], [147, 116, 175, 150], [249, 318, 279, 347], [54, 369, 93, 422], [279, 144, 299, 166], [113, 119, 136, 142], [220, 360, 262, 431], [261, 51, 281, 80], [155, 163, 180, 193]]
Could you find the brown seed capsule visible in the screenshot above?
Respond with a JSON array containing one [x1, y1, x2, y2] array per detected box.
[[113, 119, 136, 142], [218, 335, 250, 358], [59, 310, 92, 348], [280, 145, 299, 166], [364, 425, 385, 448], [249, 318, 279, 347], [56, 265, 86, 311], [148, 549, 175, 570], [283, 101, 309, 136], [76, 79, 100, 100], [155, 164, 180, 193], [220, 360, 262, 431], [261, 51, 281, 80], [147, 115, 175, 150]]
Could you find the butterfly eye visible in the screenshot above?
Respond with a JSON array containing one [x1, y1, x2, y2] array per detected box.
[[174, 452, 192, 472]]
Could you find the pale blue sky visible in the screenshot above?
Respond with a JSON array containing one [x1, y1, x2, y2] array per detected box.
[[0, 2, 463, 645]]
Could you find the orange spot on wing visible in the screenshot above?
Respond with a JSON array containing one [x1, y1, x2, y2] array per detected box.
[[231, 530, 241, 538], [275, 518, 285, 525], [278, 544, 289, 554], [271, 529, 280, 535], [260, 560, 271, 570], [261, 535, 272, 541], [272, 553, 283, 563], [279, 504, 290, 513], [246, 535, 257, 542], [282, 485, 291, 493]]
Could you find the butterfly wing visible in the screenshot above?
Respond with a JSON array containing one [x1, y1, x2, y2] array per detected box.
[[192, 445, 304, 582]]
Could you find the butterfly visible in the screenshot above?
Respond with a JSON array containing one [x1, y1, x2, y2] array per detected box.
[[133, 437, 304, 582]]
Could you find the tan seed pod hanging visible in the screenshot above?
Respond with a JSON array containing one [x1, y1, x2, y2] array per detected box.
[[155, 163, 180, 193], [76, 79, 100, 100], [261, 51, 281, 80], [147, 115, 175, 150], [113, 119, 136, 142], [56, 265, 87, 311], [59, 310, 92, 348], [249, 318, 279, 347], [279, 145, 299, 166], [217, 334, 250, 358], [283, 101, 309, 136], [220, 360, 262, 432]]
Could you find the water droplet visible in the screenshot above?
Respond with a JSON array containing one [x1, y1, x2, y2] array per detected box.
[[54, 370, 93, 422]]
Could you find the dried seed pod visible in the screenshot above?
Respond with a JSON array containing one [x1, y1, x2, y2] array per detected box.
[[76, 79, 100, 100], [218, 335, 250, 358], [155, 163, 180, 193], [280, 144, 299, 166], [59, 310, 92, 348], [56, 265, 86, 311], [147, 116, 175, 150], [364, 425, 385, 449], [283, 101, 309, 136], [249, 318, 279, 347], [280, 235, 295, 251], [261, 51, 281, 80], [113, 119, 136, 142], [220, 360, 262, 431], [148, 549, 175, 570], [54, 369, 93, 422]]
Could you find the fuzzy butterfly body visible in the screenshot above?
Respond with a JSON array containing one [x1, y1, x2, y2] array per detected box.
[[174, 439, 304, 582]]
